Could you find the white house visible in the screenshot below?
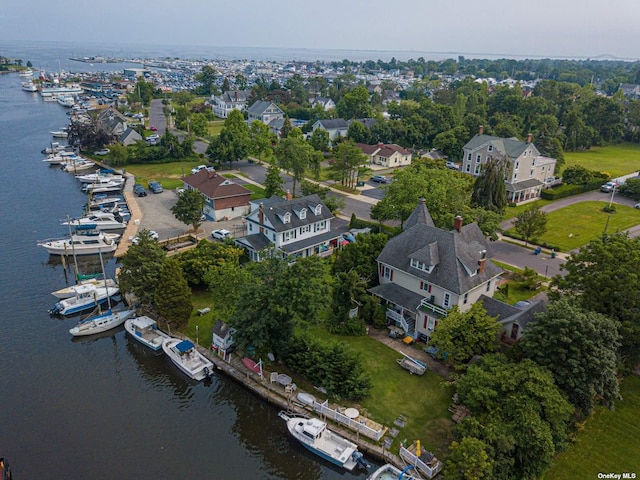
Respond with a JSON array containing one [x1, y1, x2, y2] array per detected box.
[[311, 118, 349, 141], [234, 194, 343, 262], [247, 101, 284, 127], [211, 89, 252, 118], [356, 142, 412, 168]]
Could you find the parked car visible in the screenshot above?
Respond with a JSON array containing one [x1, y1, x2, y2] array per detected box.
[[211, 229, 231, 240], [601, 181, 617, 193], [191, 164, 208, 175], [370, 175, 389, 184], [133, 184, 147, 197], [148, 180, 163, 193], [149, 126, 157, 131], [445, 161, 459, 170], [635, 203, 640, 209], [93, 148, 110, 156], [132, 230, 158, 245], [145, 134, 160, 141]]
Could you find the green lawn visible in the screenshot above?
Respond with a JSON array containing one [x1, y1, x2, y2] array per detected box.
[[306, 326, 455, 457], [503, 199, 553, 221], [542, 375, 640, 479], [508, 201, 640, 251], [208, 120, 225, 137], [563, 142, 640, 178]]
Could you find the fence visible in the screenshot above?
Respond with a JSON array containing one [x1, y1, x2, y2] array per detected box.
[[312, 400, 385, 441]]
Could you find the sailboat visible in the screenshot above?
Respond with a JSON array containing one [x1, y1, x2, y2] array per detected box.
[[69, 249, 135, 336]]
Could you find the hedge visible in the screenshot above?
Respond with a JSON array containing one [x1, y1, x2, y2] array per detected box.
[[540, 181, 602, 200]]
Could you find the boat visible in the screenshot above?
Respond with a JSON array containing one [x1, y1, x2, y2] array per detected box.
[[396, 354, 427, 376], [277, 411, 369, 471], [61, 210, 127, 231], [52, 277, 117, 299], [21, 81, 38, 92], [242, 357, 263, 376], [367, 464, 422, 480], [69, 307, 135, 336], [87, 195, 125, 210], [19, 68, 34, 77], [75, 171, 124, 184], [124, 316, 171, 351], [61, 158, 96, 172], [48, 283, 119, 315], [57, 95, 76, 107], [162, 338, 214, 381], [50, 130, 68, 138], [40, 84, 84, 96], [37, 224, 120, 256]]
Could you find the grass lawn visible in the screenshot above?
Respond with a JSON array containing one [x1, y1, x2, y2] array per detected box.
[[125, 160, 207, 190], [542, 375, 640, 479], [306, 326, 455, 457], [208, 120, 225, 137], [182, 289, 218, 344], [508, 201, 640, 251], [503, 199, 553, 221], [563, 142, 640, 178]]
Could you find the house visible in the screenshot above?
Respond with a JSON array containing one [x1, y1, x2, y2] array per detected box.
[[118, 127, 142, 146], [247, 100, 284, 127], [310, 97, 336, 111], [356, 142, 412, 168], [619, 83, 640, 99], [182, 169, 252, 221], [311, 118, 349, 141], [461, 126, 557, 204], [96, 107, 130, 140], [211, 89, 252, 118], [479, 295, 546, 344], [234, 193, 343, 262], [369, 198, 503, 341], [211, 319, 236, 353]]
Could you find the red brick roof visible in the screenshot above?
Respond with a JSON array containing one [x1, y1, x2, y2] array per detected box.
[[183, 170, 252, 201]]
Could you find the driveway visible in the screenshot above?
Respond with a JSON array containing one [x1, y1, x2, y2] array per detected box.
[[148, 99, 166, 135], [490, 240, 566, 277]]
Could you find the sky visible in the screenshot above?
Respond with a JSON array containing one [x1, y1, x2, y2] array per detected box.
[[1, 0, 639, 60]]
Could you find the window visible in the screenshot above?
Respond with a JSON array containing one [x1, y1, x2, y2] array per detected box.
[[530, 169, 534, 177], [420, 281, 432, 293], [443, 292, 451, 308], [410, 258, 428, 271], [249, 223, 253, 231], [283, 212, 291, 224], [314, 205, 322, 215], [314, 220, 327, 232], [465, 163, 471, 173], [300, 208, 307, 219], [383, 266, 392, 280], [488, 144, 493, 152], [476, 154, 481, 163], [514, 173, 518, 180], [514, 161, 519, 170], [467, 153, 471, 161], [486, 280, 491, 292], [300, 225, 311, 235], [523, 151, 527, 157], [463, 293, 468, 304], [532, 158, 536, 166], [474, 164, 480, 175]]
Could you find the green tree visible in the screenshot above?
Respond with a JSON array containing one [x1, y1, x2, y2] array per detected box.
[[276, 136, 322, 196], [331, 233, 388, 287], [206, 109, 249, 166], [445, 437, 493, 480], [196, 65, 217, 96], [471, 155, 509, 214], [456, 354, 573, 480], [108, 143, 128, 166], [280, 115, 293, 139], [154, 257, 192, 328], [336, 85, 372, 119], [347, 120, 370, 143], [263, 159, 285, 198], [429, 303, 501, 368], [309, 127, 330, 152], [329, 140, 368, 189], [513, 204, 548, 245], [206, 261, 253, 321], [550, 233, 640, 366], [328, 270, 367, 335], [188, 112, 208, 137], [177, 239, 244, 288], [171, 189, 205, 232], [521, 297, 621, 415], [248, 120, 274, 160], [117, 230, 167, 309], [171, 90, 195, 106]]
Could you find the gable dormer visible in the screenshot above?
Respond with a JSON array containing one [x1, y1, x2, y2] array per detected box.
[[314, 204, 322, 216], [282, 212, 291, 224], [299, 208, 307, 219], [409, 242, 439, 274]]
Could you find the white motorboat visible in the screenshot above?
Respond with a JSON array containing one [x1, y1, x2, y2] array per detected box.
[[42, 142, 65, 154], [42, 150, 77, 165], [62, 159, 96, 172], [87, 195, 124, 210], [50, 130, 68, 138], [57, 95, 76, 107], [125, 316, 171, 351], [162, 338, 214, 381], [69, 308, 135, 336], [75, 171, 124, 184], [19, 69, 34, 77], [61, 211, 127, 231], [81, 181, 124, 194], [21, 81, 38, 92], [48, 283, 119, 316], [52, 277, 118, 299], [277, 412, 368, 471], [37, 225, 120, 256], [367, 464, 422, 480], [41, 84, 84, 96]]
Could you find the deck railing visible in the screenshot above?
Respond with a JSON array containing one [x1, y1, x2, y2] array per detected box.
[[312, 400, 385, 441]]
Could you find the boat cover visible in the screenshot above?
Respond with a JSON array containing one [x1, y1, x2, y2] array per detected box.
[[176, 340, 195, 353]]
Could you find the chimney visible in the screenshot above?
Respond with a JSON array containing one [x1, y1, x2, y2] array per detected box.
[[526, 133, 533, 143], [234, 90, 238, 101], [478, 125, 484, 136], [453, 215, 463, 232], [377, 142, 384, 149], [285, 190, 292, 201], [478, 250, 487, 274], [258, 202, 264, 234], [207, 170, 216, 179]]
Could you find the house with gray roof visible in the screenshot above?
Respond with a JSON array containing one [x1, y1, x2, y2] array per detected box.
[[234, 194, 343, 262], [211, 319, 236, 354], [356, 142, 412, 168], [311, 118, 349, 141], [247, 101, 284, 127], [310, 97, 336, 111], [479, 295, 546, 343], [211, 89, 252, 118], [369, 198, 503, 341], [461, 126, 557, 204]]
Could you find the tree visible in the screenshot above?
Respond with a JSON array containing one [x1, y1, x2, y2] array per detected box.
[[248, 120, 274, 160], [276, 136, 322, 196], [188, 112, 208, 137], [206, 261, 253, 321], [336, 85, 372, 119], [196, 65, 217, 96], [328, 270, 367, 335], [263, 159, 285, 198], [429, 303, 501, 368], [154, 257, 192, 328], [513, 204, 548, 245], [171, 90, 195, 106], [280, 115, 292, 139], [309, 127, 330, 152], [550, 233, 640, 366], [331, 232, 388, 287], [471, 155, 509, 214], [107, 143, 128, 166], [329, 140, 368, 189], [456, 354, 573, 480], [177, 239, 244, 288], [347, 120, 370, 143], [445, 437, 493, 480], [171, 189, 205, 232], [117, 231, 167, 309], [521, 297, 621, 415], [206, 109, 249, 166]]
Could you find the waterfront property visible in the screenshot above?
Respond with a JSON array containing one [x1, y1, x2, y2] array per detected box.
[[181, 169, 252, 221], [234, 194, 343, 262]]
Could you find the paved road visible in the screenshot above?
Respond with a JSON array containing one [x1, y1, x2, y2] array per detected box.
[[490, 240, 566, 277], [148, 99, 166, 135]]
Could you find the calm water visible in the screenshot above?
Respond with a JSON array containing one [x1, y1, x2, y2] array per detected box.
[[0, 71, 370, 478]]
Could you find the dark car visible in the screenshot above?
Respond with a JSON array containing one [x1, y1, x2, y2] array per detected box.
[[147, 180, 163, 193], [133, 183, 147, 197]]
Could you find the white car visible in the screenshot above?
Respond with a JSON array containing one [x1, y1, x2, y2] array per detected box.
[[211, 229, 231, 240], [132, 230, 158, 245], [191, 165, 207, 174], [94, 148, 110, 156]]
